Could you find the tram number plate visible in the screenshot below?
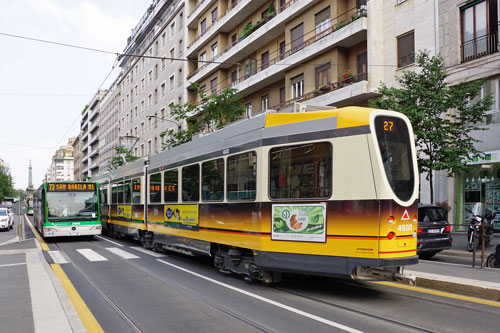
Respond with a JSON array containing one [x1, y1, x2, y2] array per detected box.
[[427, 228, 441, 233]]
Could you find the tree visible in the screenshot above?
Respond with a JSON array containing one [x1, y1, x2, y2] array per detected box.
[[160, 85, 246, 149], [109, 145, 140, 169], [369, 51, 493, 203], [0, 165, 16, 201]]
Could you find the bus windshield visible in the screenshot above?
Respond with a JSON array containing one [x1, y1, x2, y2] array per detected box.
[[47, 191, 98, 221]]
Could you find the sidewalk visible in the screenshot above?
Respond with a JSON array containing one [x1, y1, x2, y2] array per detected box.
[[0, 236, 85, 332]]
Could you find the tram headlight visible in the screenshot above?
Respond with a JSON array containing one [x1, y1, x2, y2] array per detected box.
[[387, 216, 394, 224]]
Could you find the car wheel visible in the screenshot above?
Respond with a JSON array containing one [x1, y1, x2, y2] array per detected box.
[[486, 254, 499, 268]]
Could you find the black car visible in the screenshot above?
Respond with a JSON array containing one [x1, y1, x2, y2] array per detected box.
[[417, 204, 453, 258]]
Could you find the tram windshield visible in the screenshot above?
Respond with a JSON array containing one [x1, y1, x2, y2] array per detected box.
[[47, 191, 98, 221], [374, 115, 415, 202]]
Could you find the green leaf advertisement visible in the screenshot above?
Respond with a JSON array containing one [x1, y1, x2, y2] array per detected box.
[[272, 203, 326, 242]]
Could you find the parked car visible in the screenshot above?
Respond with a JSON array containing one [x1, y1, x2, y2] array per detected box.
[[417, 204, 453, 258], [0, 208, 13, 230]]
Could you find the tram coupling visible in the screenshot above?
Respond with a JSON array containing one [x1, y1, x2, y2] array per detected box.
[[354, 266, 407, 281]]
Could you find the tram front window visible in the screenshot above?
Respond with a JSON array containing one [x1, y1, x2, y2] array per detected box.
[[47, 192, 98, 220]]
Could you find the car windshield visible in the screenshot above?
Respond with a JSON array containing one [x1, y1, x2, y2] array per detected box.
[[0, 210, 7, 216], [419, 207, 447, 222], [47, 191, 98, 220]]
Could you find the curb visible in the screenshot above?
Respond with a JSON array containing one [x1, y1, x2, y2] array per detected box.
[[400, 270, 500, 302]]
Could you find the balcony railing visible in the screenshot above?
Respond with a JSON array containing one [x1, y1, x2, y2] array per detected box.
[[188, 4, 366, 80], [461, 32, 498, 63]]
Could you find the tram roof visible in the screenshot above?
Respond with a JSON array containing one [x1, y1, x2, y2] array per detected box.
[[96, 106, 376, 182]]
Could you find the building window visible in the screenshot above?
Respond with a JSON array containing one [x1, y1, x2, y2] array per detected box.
[[200, 18, 206, 35], [211, 7, 218, 23], [179, 39, 183, 55], [245, 102, 252, 117], [211, 42, 218, 59], [357, 52, 368, 80], [211, 77, 218, 94], [315, 7, 331, 36], [178, 68, 183, 86], [461, 0, 498, 62], [261, 95, 269, 111], [161, 82, 166, 97], [291, 74, 304, 99], [231, 70, 237, 86], [179, 12, 183, 29], [261, 51, 269, 70], [280, 87, 286, 103], [397, 31, 414, 68], [170, 75, 175, 90], [291, 23, 304, 53], [162, 58, 166, 71], [279, 41, 286, 60], [315, 62, 330, 88], [200, 52, 206, 64], [170, 22, 175, 37], [162, 32, 166, 46], [170, 48, 175, 63], [231, 34, 238, 46]]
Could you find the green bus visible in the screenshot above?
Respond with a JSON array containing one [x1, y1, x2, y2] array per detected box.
[[27, 196, 34, 215], [34, 181, 101, 237]]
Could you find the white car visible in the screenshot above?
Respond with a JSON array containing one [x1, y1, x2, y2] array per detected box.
[[0, 208, 13, 230]]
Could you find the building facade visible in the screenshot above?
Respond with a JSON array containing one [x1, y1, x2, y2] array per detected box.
[[98, 80, 121, 173], [117, 0, 187, 159], [439, 0, 500, 228], [73, 135, 82, 181], [45, 138, 75, 182]]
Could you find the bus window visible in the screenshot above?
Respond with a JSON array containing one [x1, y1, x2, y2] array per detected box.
[[149, 173, 161, 203], [132, 178, 141, 204], [182, 164, 200, 202], [202, 159, 224, 201], [269, 142, 332, 199], [123, 181, 132, 204], [164, 170, 178, 203], [227, 152, 256, 201]]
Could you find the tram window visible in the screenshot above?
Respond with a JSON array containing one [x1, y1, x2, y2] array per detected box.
[[149, 173, 162, 203], [182, 164, 200, 202], [132, 178, 141, 204], [123, 181, 132, 204], [269, 142, 332, 199], [112, 184, 118, 203], [101, 188, 107, 204], [227, 152, 256, 201], [164, 170, 178, 202], [117, 183, 124, 203], [202, 159, 224, 201]]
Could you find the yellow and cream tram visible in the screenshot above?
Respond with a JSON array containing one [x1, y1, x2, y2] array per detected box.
[[94, 107, 419, 284]]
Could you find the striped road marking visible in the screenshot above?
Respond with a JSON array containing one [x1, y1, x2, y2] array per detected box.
[[130, 246, 166, 258], [95, 235, 123, 247], [76, 249, 107, 262], [47, 251, 69, 264], [106, 247, 140, 260], [0, 262, 26, 268]]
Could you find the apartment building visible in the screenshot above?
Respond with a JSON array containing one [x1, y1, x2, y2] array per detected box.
[[45, 138, 75, 182], [439, 0, 500, 228], [73, 135, 82, 181], [80, 90, 106, 180], [98, 80, 121, 173], [184, 0, 437, 114], [117, 0, 187, 159]]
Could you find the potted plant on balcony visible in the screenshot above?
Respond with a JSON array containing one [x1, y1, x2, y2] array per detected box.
[[240, 23, 255, 40]]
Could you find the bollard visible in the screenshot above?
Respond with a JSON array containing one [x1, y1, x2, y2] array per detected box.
[[16, 223, 24, 244]]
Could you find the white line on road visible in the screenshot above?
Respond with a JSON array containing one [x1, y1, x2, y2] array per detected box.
[[157, 259, 364, 333], [106, 247, 140, 260], [76, 249, 108, 262], [0, 262, 26, 268], [130, 246, 166, 257], [95, 235, 124, 247], [47, 251, 69, 264]]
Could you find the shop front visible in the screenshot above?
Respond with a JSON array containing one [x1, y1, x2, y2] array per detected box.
[[458, 150, 500, 231]]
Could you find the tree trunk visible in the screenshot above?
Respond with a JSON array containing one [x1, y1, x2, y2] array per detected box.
[[429, 170, 434, 204]]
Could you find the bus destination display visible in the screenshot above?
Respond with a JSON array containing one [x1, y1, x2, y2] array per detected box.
[[48, 183, 96, 192]]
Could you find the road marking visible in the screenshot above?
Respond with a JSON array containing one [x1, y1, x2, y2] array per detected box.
[[76, 249, 107, 262], [371, 281, 500, 308], [130, 246, 166, 257], [0, 262, 26, 268], [47, 251, 69, 264], [95, 235, 123, 247], [157, 259, 363, 333], [51, 264, 103, 333], [106, 247, 140, 259], [24, 214, 49, 251]]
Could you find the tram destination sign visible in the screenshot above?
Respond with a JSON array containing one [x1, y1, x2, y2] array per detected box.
[[48, 183, 96, 192]]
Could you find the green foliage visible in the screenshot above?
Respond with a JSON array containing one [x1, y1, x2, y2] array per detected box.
[[240, 23, 255, 40], [109, 145, 140, 169], [160, 84, 246, 149], [0, 165, 16, 201], [369, 51, 493, 202]]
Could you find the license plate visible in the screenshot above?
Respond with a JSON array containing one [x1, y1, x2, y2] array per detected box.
[[427, 228, 441, 233]]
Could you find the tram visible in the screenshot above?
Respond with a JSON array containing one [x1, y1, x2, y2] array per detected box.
[[33, 181, 102, 237], [94, 107, 419, 283]]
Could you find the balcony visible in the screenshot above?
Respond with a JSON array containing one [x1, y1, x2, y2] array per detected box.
[[461, 32, 498, 63], [89, 163, 99, 171], [188, 4, 367, 85], [82, 144, 88, 153], [269, 73, 373, 111], [89, 148, 99, 158], [82, 154, 88, 163], [89, 134, 99, 146], [89, 108, 99, 122]]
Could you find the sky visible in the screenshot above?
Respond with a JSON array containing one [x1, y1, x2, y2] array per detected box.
[[0, 0, 151, 190]]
